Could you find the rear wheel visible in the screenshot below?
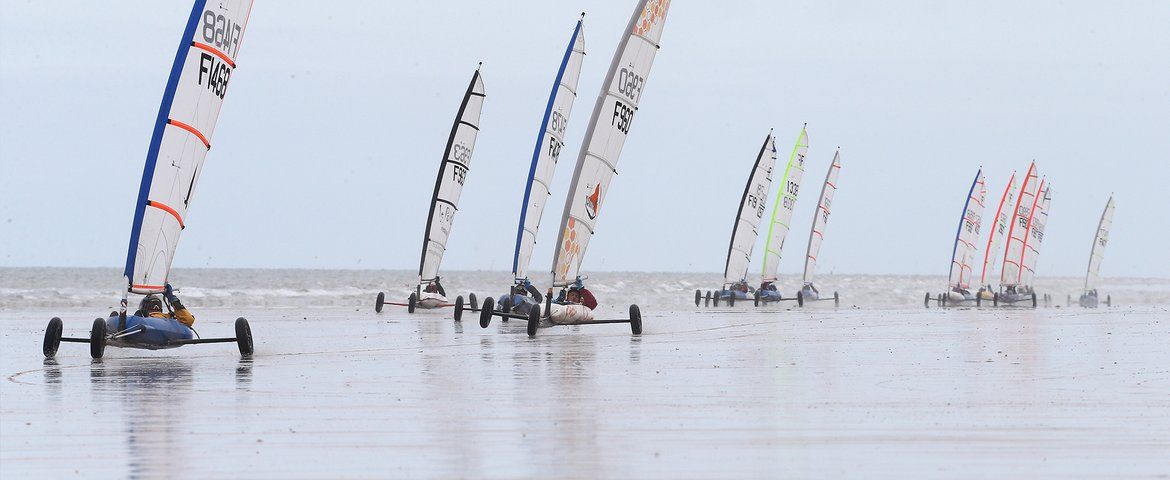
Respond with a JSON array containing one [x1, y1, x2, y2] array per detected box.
[[408, 293, 417, 314], [375, 292, 385, 313], [527, 305, 540, 337], [924, 292, 931, 308], [694, 290, 701, 307], [89, 318, 106, 359], [1031, 293, 1037, 308], [754, 291, 760, 307], [43, 317, 63, 358], [704, 291, 711, 307], [629, 304, 642, 335], [454, 296, 464, 322], [500, 296, 512, 322], [469, 293, 478, 310], [1106, 295, 1111, 307], [976, 294, 982, 307], [479, 297, 495, 328], [728, 293, 735, 307], [993, 292, 999, 307], [797, 291, 804, 308], [713, 293, 720, 307], [235, 318, 253, 357], [833, 291, 840, 308]]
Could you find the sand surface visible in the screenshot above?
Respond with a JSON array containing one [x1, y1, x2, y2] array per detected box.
[[2, 270, 1169, 478]]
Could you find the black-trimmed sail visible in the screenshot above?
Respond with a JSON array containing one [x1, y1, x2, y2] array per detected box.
[[723, 132, 778, 285], [419, 67, 486, 281], [551, 0, 671, 286], [123, 0, 254, 294]]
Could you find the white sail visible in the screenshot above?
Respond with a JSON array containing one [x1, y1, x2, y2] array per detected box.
[[551, 0, 671, 286], [979, 171, 1017, 287], [760, 126, 808, 282], [1084, 196, 1115, 292], [723, 132, 779, 285], [802, 149, 841, 284], [124, 0, 255, 294], [1000, 162, 1040, 287], [512, 17, 586, 281], [947, 169, 987, 290], [1019, 181, 1052, 286], [419, 68, 486, 281]]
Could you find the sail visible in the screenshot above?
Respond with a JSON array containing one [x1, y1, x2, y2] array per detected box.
[[419, 68, 487, 281], [551, 0, 671, 286], [1084, 196, 1115, 292], [947, 168, 987, 290], [123, 0, 255, 294], [512, 17, 587, 281], [802, 149, 841, 284], [723, 132, 779, 285], [979, 171, 1017, 287], [760, 126, 808, 282], [1019, 182, 1052, 286], [1000, 162, 1039, 287]]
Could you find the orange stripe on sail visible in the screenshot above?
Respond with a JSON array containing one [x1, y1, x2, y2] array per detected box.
[[192, 42, 236, 68], [167, 119, 210, 149], [132, 284, 165, 292], [147, 200, 185, 228]]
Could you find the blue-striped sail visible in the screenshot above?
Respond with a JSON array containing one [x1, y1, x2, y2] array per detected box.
[[511, 16, 587, 282], [948, 168, 987, 290], [124, 0, 254, 296]]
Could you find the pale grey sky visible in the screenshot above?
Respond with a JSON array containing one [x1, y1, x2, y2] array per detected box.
[[2, 1, 1168, 278]]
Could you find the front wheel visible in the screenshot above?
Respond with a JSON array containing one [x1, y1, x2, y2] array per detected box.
[[833, 291, 840, 308], [89, 318, 107, 359], [629, 305, 642, 335], [797, 291, 804, 308], [1031, 293, 1037, 308], [235, 318, 254, 357], [924, 292, 931, 308], [704, 291, 711, 307], [43, 317, 63, 358], [993, 292, 999, 307], [454, 296, 464, 322], [527, 304, 541, 337], [694, 290, 701, 307], [728, 293, 735, 307], [479, 297, 495, 329], [1106, 295, 1111, 307], [408, 293, 417, 314], [375, 292, 385, 313], [469, 293, 478, 310], [754, 291, 760, 307]]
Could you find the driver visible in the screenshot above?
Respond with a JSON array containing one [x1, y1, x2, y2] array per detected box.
[[423, 277, 447, 296], [559, 280, 598, 310], [137, 283, 195, 327]]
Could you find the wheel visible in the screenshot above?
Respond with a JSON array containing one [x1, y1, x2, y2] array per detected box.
[[43, 317, 63, 358], [937, 293, 945, 307], [375, 292, 385, 313], [454, 296, 464, 322], [694, 289, 701, 307], [728, 293, 735, 307], [993, 292, 999, 307], [1031, 293, 1037, 308], [479, 297, 495, 328], [833, 292, 839, 307], [754, 290, 760, 307], [924, 292, 931, 308], [235, 317, 254, 357], [469, 293, 478, 310], [89, 318, 106, 359], [704, 291, 711, 307], [713, 293, 720, 307], [408, 292, 417, 314], [976, 294, 982, 307], [527, 304, 540, 337], [797, 291, 804, 307], [1106, 295, 1111, 307], [1067, 294, 1071, 307], [629, 304, 642, 335], [500, 296, 512, 322]]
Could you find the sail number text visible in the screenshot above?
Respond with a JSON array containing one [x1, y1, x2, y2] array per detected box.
[[202, 10, 244, 58]]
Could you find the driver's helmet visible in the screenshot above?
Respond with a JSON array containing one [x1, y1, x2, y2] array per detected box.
[[140, 294, 163, 313]]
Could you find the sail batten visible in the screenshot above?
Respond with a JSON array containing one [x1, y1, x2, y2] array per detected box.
[[722, 132, 778, 285], [759, 126, 808, 282], [124, 0, 254, 294], [802, 150, 841, 284], [419, 68, 486, 281], [551, 0, 671, 286]]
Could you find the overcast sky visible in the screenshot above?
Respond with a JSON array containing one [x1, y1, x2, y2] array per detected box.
[[2, 1, 1168, 279]]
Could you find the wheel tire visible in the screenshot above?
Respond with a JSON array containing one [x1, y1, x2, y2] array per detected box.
[[527, 304, 540, 337], [89, 318, 106, 359], [408, 293, 417, 314], [500, 296, 512, 322], [993, 292, 999, 307], [454, 296, 464, 322], [704, 291, 711, 307], [235, 317, 254, 357], [713, 293, 720, 307], [479, 297, 495, 329], [1031, 293, 1037, 308], [754, 291, 760, 307], [834, 292, 840, 307], [43, 317, 63, 358], [976, 294, 982, 307], [797, 291, 804, 308], [728, 294, 735, 307], [924, 292, 931, 308], [629, 304, 643, 335], [1106, 295, 1111, 307], [469, 293, 478, 310], [375, 292, 385, 313], [694, 290, 701, 307]]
